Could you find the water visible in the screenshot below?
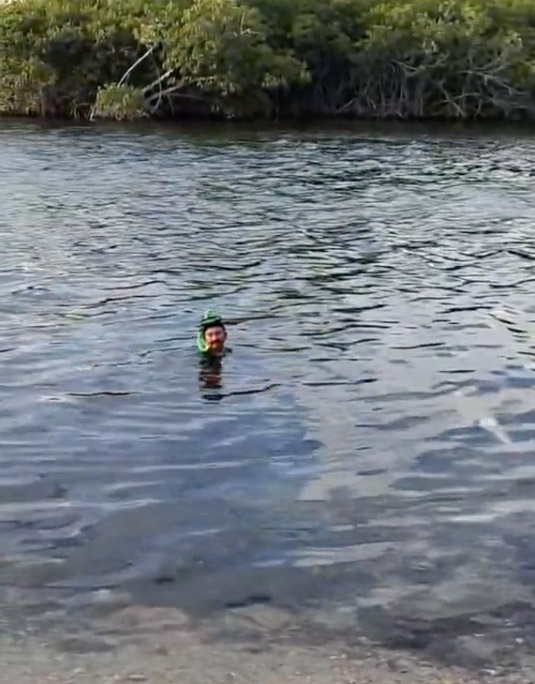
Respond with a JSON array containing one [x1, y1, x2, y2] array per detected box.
[[2, 119, 535, 664]]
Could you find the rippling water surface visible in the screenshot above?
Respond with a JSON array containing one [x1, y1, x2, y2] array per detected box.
[[2, 119, 535, 662]]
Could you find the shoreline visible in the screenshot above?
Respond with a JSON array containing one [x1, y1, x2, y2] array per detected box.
[[0, 608, 523, 684], [3, 599, 533, 684], [3, 113, 535, 140]]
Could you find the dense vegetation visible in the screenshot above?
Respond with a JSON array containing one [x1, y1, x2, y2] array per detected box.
[[1, 0, 535, 121]]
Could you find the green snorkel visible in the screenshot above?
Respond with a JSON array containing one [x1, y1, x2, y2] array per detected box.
[[197, 310, 225, 355]]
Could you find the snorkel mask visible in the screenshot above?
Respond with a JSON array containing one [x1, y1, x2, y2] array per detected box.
[[197, 310, 226, 354]]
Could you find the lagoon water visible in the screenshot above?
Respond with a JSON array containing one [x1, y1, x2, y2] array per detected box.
[[2, 119, 535, 664]]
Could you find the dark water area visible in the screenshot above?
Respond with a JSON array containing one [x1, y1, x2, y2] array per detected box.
[[2, 118, 535, 667]]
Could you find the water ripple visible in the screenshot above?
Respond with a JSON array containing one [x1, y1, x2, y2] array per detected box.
[[2, 121, 535, 660]]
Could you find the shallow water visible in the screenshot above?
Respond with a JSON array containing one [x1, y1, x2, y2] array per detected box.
[[2, 119, 535, 664]]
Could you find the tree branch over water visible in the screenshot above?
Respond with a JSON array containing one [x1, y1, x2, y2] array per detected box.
[[2, 0, 535, 121], [117, 44, 157, 88]]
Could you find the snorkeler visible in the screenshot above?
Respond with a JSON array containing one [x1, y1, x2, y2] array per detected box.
[[197, 310, 228, 358]]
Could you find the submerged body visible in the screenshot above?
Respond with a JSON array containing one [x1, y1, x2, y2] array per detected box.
[[197, 310, 229, 397]]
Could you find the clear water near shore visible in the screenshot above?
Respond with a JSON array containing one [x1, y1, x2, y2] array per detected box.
[[2, 119, 535, 667]]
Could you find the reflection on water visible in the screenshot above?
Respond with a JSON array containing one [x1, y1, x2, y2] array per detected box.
[[2, 120, 535, 665], [199, 357, 224, 399]]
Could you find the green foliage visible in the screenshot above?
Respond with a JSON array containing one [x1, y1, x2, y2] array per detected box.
[[2, 0, 535, 120], [0, 56, 55, 115], [0, 0, 153, 117], [167, 0, 308, 115], [92, 84, 146, 120], [354, 0, 535, 118]]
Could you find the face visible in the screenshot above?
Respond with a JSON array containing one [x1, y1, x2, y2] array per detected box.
[[204, 325, 226, 352]]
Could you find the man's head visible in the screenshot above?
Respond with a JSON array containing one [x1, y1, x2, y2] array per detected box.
[[198, 310, 227, 355]]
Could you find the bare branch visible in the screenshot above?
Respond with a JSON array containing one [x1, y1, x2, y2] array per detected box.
[[142, 68, 175, 95], [146, 81, 190, 102], [118, 44, 157, 87]]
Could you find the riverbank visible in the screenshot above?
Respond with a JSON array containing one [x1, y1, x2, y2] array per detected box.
[[4, 603, 534, 684], [1, 0, 535, 122]]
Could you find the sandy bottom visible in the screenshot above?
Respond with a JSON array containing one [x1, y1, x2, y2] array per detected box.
[[2, 603, 534, 684]]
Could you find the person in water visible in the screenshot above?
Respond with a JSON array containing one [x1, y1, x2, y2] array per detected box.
[[197, 310, 228, 397], [197, 310, 228, 358]]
